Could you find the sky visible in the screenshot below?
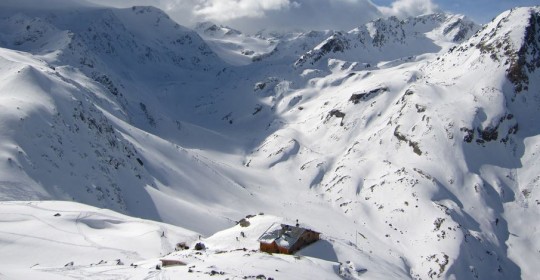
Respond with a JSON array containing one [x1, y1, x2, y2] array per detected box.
[[86, 0, 540, 33], [394, 0, 540, 23]]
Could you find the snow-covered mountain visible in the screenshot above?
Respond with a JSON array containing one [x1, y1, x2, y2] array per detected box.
[[0, 1, 539, 279], [198, 14, 478, 68], [194, 21, 276, 66], [0, 2, 260, 235], [293, 14, 478, 68]]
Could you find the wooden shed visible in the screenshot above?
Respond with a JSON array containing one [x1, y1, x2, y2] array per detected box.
[[160, 259, 186, 267], [258, 223, 320, 254]]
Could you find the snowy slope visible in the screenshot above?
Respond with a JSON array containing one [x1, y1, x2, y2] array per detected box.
[[0, 2, 267, 236], [239, 6, 539, 279], [0, 202, 390, 280], [199, 13, 478, 68], [194, 21, 276, 66], [0, 201, 198, 280], [294, 13, 479, 68], [0, 1, 539, 279]]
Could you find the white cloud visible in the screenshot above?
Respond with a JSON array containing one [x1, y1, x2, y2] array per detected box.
[[203, 0, 383, 33], [378, 0, 439, 18], [193, 0, 293, 22], [85, 0, 440, 33]]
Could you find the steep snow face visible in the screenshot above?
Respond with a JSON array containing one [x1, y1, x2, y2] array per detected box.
[[0, 47, 263, 235], [241, 6, 538, 279], [424, 7, 540, 279], [294, 14, 479, 68], [0, 5, 220, 73], [0, 4, 265, 235]]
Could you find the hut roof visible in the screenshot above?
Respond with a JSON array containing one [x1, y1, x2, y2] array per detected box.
[[258, 223, 315, 249]]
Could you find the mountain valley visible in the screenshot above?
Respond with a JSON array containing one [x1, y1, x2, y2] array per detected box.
[[0, 1, 539, 279]]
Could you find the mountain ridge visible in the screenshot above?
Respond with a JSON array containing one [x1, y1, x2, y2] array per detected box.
[[0, 3, 539, 279]]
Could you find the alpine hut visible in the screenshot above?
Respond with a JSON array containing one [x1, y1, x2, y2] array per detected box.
[[258, 223, 320, 254]]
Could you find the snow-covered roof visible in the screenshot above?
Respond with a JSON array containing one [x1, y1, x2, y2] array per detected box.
[[258, 223, 313, 249]]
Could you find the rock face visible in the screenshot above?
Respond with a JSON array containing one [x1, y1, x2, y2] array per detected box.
[[244, 7, 540, 280], [0, 1, 539, 279], [294, 14, 479, 67]]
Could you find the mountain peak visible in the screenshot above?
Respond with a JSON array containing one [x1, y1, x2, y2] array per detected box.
[[437, 6, 540, 93], [1, 4, 540, 280], [194, 21, 242, 37], [511, 7, 540, 91], [0, 4, 222, 75], [293, 12, 479, 68]]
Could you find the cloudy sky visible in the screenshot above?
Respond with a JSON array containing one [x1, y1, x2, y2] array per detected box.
[[411, 0, 540, 23], [87, 0, 540, 33]]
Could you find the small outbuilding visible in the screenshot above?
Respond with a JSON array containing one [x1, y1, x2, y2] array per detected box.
[[258, 223, 320, 254], [160, 259, 186, 267]]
